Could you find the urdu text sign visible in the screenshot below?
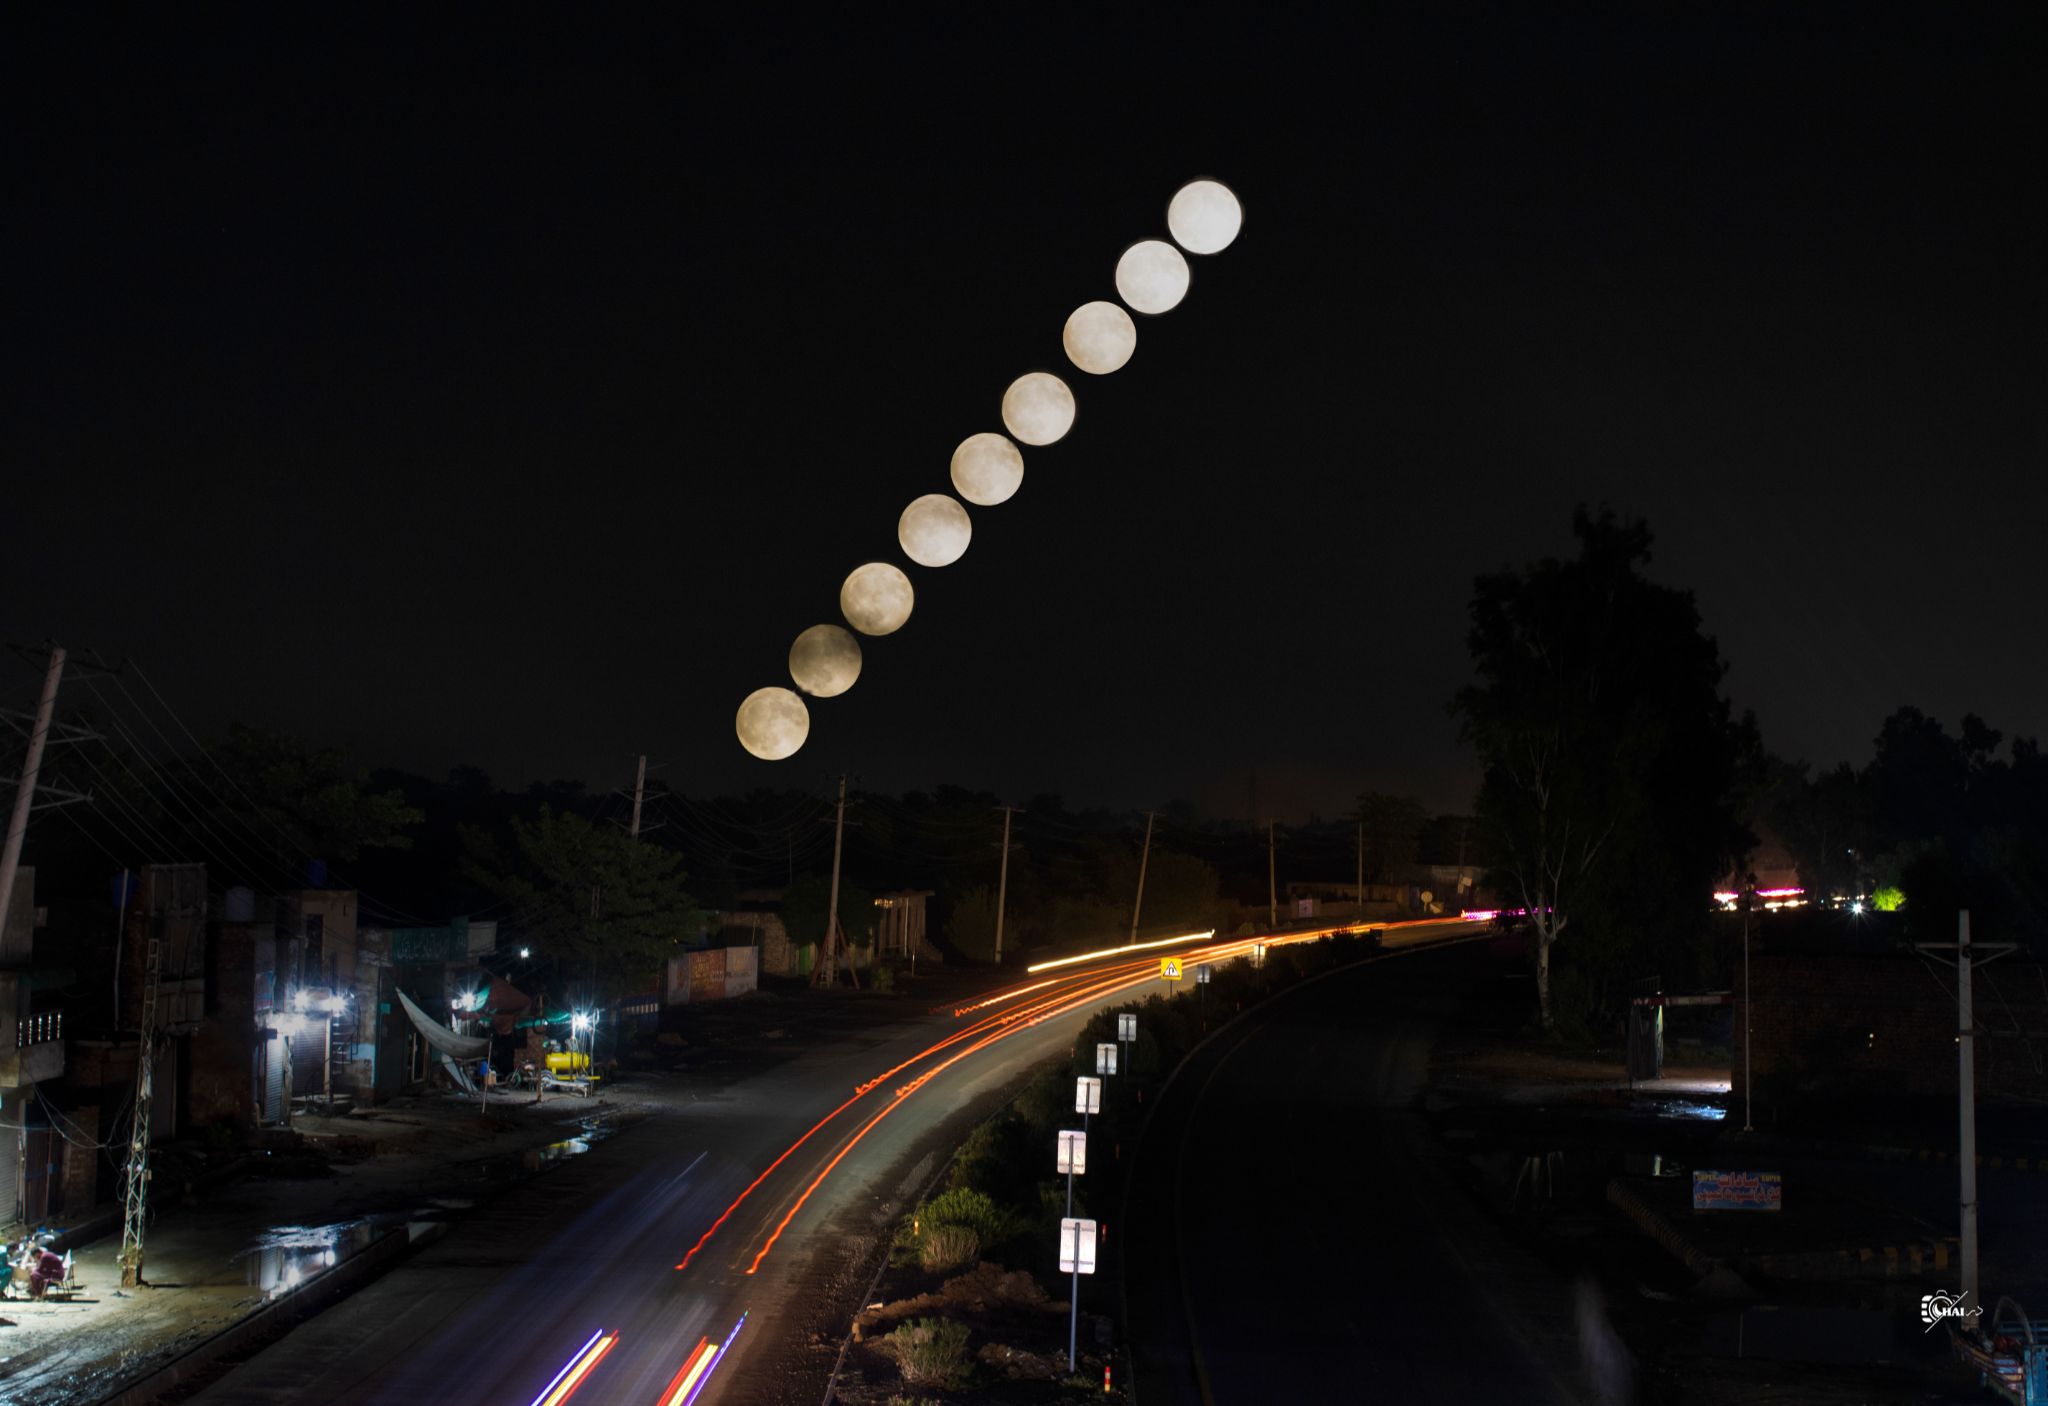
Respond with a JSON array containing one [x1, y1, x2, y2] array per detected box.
[[1692, 1170, 1782, 1211]]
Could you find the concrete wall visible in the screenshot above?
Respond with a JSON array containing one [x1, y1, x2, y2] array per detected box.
[[1735, 953, 2048, 1104]]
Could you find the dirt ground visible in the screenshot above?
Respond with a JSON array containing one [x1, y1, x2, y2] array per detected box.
[[0, 1084, 666, 1406]]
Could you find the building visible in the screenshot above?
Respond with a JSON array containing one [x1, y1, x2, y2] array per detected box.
[[1, 867, 64, 1234]]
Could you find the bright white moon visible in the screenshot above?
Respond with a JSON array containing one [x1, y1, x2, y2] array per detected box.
[[840, 561, 915, 636], [788, 623, 862, 697], [1063, 301, 1137, 375], [1115, 240, 1190, 314], [736, 686, 809, 760], [950, 432, 1024, 506], [1166, 180, 1243, 255], [898, 493, 972, 568], [1001, 372, 1076, 446]]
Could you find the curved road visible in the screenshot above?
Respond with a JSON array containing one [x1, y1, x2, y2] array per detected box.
[[179, 922, 1413, 1406]]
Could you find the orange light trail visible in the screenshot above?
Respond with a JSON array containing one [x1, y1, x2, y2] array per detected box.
[[683, 917, 1470, 1277]]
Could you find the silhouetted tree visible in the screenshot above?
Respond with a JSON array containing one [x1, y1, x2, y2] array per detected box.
[[1452, 509, 1755, 1029]]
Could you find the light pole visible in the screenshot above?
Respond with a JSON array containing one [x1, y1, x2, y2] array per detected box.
[[572, 1010, 594, 1090], [1740, 878, 1755, 1134]]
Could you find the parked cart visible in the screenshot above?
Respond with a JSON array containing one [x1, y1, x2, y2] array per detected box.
[[1954, 1298, 2048, 1406]]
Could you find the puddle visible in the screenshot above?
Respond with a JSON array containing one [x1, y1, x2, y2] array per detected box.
[[1637, 1098, 1727, 1121], [241, 1221, 378, 1299], [523, 1136, 590, 1171]]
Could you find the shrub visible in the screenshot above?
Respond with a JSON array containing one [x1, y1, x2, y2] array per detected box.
[[890, 1317, 972, 1387], [919, 1223, 979, 1272], [922, 1186, 1017, 1248], [871, 964, 896, 994]]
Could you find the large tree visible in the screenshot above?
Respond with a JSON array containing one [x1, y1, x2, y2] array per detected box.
[[1452, 509, 1755, 1029], [216, 723, 423, 865], [463, 808, 700, 993]]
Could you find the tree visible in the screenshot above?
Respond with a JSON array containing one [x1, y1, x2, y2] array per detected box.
[[1452, 509, 1754, 1029], [463, 808, 699, 993], [215, 723, 423, 865], [783, 871, 876, 954], [1354, 793, 1428, 883]]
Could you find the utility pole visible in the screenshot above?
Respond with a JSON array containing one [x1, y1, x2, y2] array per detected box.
[[1128, 810, 1158, 945], [120, 892, 164, 1287], [816, 774, 848, 986], [994, 805, 1018, 964], [1356, 819, 1365, 925], [1267, 819, 1277, 928], [0, 644, 65, 948], [1916, 909, 2016, 1310], [1740, 877, 1756, 1134], [629, 753, 647, 839]]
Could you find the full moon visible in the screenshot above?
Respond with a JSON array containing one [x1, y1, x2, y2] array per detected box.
[[788, 623, 862, 697], [898, 493, 972, 568], [736, 686, 809, 761], [950, 432, 1024, 506], [1063, 301, 1137, 375], [1115, 240, 1190, 314], [840, 561, 915, 636], [1166, 180, 1243, 254], [1001, 372, 1076, 446]]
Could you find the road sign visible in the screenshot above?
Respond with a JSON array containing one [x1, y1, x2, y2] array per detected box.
[[1692, 1170, 1782, 1211], [1095, 1042, 1118, 1075], [1057, 1129, 1086, 1175], [1195, 963, 1211, 985], [1160, 957, 1183, 981], [1117, 1012, 1137, 1042], [1059, 1218, 1098, 1274], [1075, 1075, 1102, 1115]]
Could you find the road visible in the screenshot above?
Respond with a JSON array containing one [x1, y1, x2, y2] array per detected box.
[[179, 921, 1423, 1406], [1123, 936, 1595, 1406]]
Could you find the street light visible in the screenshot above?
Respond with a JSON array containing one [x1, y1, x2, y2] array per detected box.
[[572, 1010, 595, 1086]]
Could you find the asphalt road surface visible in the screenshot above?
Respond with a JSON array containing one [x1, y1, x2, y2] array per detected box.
[[1123, 937, 1595, 1406], [180, 922, 1414, 1406]]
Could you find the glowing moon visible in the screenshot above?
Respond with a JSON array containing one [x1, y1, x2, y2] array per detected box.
[[1063, 301, 1137, 375], [950, 432, 1024, 506], [898, 493, 972, 568], [736, 686, 809, 760], [788, 623, 862, 697], [1115, 240, 1190, 314], [840, 561, 915, 636], [1166, 180, 1243, 255], [1001, 372, 1076, 446]]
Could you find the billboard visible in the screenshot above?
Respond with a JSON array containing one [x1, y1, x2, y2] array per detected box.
[[1692, 1169, 1782, 1211]]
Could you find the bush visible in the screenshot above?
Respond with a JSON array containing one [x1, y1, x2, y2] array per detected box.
[[871, 964, 896, 994], [922, 1186, 1018, 1248], [919, 1223, 979, 1272], [890, 1317, 972, 1387]]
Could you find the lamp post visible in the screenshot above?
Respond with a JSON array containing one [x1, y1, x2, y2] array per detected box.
[[572, 1011, 594, 1090]]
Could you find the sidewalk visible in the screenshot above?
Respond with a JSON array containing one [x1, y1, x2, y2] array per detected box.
[[0, 1085, 657, 1406]]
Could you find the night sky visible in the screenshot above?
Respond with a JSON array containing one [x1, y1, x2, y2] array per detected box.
[[9, 7, 2041, 822]]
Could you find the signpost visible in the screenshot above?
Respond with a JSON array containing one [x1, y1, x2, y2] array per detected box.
[[1159, 956, 1183, 981], [1095, 1041, 1118, 1076], [1059, 1216, 1099, 1370]]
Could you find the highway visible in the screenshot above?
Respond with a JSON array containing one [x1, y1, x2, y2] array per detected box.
[[182, 920, 1457, 1406]]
